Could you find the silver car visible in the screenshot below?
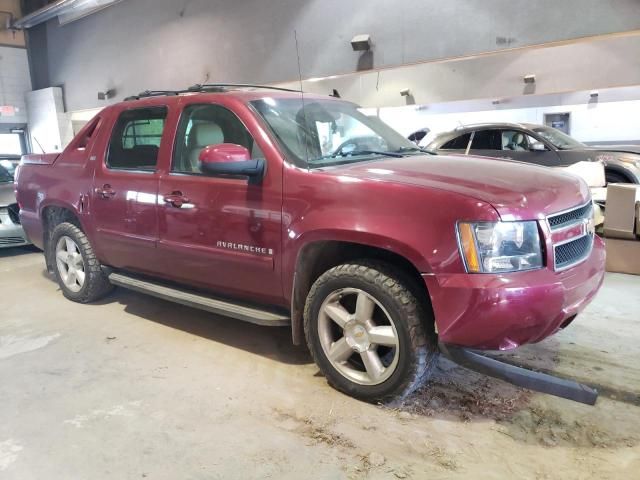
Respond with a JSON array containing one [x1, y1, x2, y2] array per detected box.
[[0, 159, 29, 249], [427, 123, 640, 184]]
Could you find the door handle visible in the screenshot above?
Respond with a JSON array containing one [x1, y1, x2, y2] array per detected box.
[[163, 191, 191, 208], [95, 184, 116, 199]]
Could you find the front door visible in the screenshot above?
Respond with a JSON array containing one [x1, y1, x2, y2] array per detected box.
[[157, 102, 283, 305], [91, 106, 168, 274], [499, 130, 561, 166]]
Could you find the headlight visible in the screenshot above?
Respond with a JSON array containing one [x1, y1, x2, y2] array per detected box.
[[457, 221, 543, 273]]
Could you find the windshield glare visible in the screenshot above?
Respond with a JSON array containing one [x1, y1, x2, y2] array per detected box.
[[251, 98, 421, 168], [532, 126, 584, 150]]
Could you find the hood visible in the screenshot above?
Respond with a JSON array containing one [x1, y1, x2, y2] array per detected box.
[[0, 182, 16, 206], [330, 155, 590, 220]]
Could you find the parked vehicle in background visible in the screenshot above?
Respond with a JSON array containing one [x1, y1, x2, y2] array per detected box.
[[16, 86, 605, 403], [427, 123, 640, 184], [407, 127, 430, 145], [0, 161, 30, 249]]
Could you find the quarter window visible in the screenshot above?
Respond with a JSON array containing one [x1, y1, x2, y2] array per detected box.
[[441, 133, 471, 150], [107, 107, 167, 170]]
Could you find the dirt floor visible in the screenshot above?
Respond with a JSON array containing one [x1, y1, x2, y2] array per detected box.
[[1, 247, 639, 479]]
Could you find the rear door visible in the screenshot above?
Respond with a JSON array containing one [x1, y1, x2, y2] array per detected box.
[[90, 105, 169, 274], [467, 129, 503, 158], [156, 99, 284, 305]]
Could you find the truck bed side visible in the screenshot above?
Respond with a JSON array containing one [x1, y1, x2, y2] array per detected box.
[[16, 113, 107, 250]]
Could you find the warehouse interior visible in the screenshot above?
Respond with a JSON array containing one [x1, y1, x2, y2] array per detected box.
[[1, 1, 640, 478]]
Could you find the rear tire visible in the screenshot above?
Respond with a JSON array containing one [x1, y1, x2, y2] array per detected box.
[[304, 261, 438, 403], [50, 222, 113, 303]]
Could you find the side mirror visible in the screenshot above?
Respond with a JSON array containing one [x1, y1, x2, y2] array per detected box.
[[530, 142, 546, 152], [199, 143, 265, 184]]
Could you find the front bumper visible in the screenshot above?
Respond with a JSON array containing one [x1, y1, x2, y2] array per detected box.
[[423, 236, 606, 350], [0, 207, 30, 249]]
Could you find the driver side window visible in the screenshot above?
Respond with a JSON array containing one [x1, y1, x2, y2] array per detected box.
[[501, 130, 531, 151], [172, 104, 263, 174]]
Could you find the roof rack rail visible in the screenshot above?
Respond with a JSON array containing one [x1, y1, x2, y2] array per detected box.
[[124, 83, 302, 101], [189, 83, 302, 93], [124, 90, 188, 101]]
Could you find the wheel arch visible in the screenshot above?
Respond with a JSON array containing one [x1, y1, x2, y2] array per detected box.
[[40, 202, 85, 273], [605, 165, 638, 184], [290, 239, 435, 345]]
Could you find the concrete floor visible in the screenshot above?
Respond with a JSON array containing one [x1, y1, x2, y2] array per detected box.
[[1, 246, 639, 479]]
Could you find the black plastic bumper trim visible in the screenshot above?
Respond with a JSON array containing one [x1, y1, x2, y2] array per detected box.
[[438, 343, 598, 406]]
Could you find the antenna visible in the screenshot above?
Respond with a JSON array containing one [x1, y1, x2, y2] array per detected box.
[[33, 136, 46, 154], [294, 29, 310, 169]]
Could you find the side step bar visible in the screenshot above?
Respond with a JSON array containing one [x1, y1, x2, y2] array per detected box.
[[439, 343, 598, 406], [108, 272, 290, 327]]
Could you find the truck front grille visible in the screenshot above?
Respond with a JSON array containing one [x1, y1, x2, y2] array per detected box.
[[554, 235, 593, 270], [547, 202, 593, 230], [547, 201, 595, 271]]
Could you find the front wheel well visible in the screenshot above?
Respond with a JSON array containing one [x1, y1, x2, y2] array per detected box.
[[605, 167, 636, 184], [291, 241, 435, 345]]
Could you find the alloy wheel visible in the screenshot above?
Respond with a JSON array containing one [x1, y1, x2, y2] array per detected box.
[[318, 288, 400, 386], [55, 236, 86, 293]]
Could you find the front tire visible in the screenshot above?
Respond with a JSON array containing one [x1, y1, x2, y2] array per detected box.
[[304, 261, 438, 403], [605, 170, 631, 184], [50, 222, 113, 303]]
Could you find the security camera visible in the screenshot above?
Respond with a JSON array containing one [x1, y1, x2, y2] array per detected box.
[[400, 88, 411, 97], [351, 34, 371, 51]]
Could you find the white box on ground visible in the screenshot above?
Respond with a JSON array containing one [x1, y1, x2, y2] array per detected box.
[[603, 184, 640, 240]]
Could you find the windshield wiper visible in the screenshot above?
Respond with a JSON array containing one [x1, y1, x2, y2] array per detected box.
[[394, 146, 437, 155], [329, 150, 404, 159]]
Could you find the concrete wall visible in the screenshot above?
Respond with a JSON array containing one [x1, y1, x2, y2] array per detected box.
[[0, 45, 31, 131], [379, 94, 640, 145], [277, 33, 640, 108], [26, 0, 640, 111]]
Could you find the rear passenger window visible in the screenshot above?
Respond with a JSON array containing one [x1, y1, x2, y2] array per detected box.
[[441, 133, 471, 150], [470, 130, 501, 150], [107, 107, 167, 170]]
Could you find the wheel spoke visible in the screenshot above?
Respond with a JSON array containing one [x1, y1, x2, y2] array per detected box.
[[65, 237, 76, 254], [71, 254, 84, 268], [56, 250, 69, 263], [324, 303, 351, 328], [328, 337, 354, 363], [75, 269, 85, 286], [360, 350, 385, 381], [355, 293, 375, 323], [66, 269, 77, 286], [368, 326, 398, 347]]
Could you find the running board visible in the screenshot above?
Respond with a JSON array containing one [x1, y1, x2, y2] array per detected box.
[[108, 272, 290, 327], [439, 343, 598, 406]]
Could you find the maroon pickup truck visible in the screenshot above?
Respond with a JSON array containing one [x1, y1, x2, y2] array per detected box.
[[16, 85, 606, 403]]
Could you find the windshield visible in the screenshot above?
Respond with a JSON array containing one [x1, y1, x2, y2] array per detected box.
[[0, 162, 14, 183], [531, 126, 585, 150], [251, 98, 425, 168]]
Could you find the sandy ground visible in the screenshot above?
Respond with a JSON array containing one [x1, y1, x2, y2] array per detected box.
[[0, 247, 639, 479]]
